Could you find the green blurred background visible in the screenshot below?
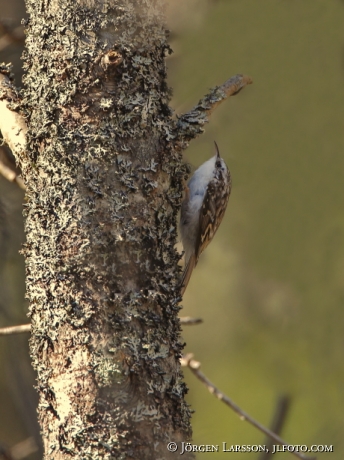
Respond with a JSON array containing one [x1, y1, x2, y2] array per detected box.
[[1, 0, 343, 458], [168, 0, 344, 459]]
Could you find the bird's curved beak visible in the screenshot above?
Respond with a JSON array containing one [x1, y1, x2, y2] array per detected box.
[[214, 141, 220, 159]]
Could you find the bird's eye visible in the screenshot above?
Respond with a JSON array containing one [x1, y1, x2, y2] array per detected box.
[[216, 161, 222, 168]]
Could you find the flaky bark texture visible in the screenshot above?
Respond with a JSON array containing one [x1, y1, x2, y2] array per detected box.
[[19, 0, 192, 458]]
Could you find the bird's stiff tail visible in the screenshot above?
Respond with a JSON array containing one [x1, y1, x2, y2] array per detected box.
[[180, 254, 196, 296]]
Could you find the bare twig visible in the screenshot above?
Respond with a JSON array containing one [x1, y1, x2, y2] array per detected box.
[[259, 395, 291, 460], [0, 324, 31, 335], [0, 23, 25, 52], [179, 316, 203, 325], [0, 64, 27, 162], [0, 437, 38, 460], [181, 354, 316, 460], [0, 444, 13, 460], [0, 147, 25, 189], [176, 74, 252, 141], [10, 437, 38, 460]]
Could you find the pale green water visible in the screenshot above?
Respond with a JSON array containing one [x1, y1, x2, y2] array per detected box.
[[168, 1, 344, 458]]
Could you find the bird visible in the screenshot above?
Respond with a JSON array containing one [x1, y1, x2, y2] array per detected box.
[[179, 141, 232, 295]]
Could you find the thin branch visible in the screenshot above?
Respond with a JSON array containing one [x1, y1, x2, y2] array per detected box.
[[0, 23, 25, 52], [0, 64, 27, 162], [0, 147, 25, 189], [181, 354, 316, 460], [259, 395, 291, 460], [0, 437, 37, 460], [179, 316, 203, 325], [0, 324, 31, 335], [0, 444, 13, 460], [176, 74, 252, 141], [10, 437, 38, 460]]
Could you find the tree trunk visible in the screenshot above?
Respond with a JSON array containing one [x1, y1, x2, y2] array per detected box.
[[19, 0, 192, 457]]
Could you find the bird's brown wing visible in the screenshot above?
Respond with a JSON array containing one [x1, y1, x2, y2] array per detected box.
[[195, 181, 217, 260], [196, 178, 230, 260]]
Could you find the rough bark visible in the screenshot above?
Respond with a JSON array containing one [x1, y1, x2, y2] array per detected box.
[[19, 0, 191, 458]]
